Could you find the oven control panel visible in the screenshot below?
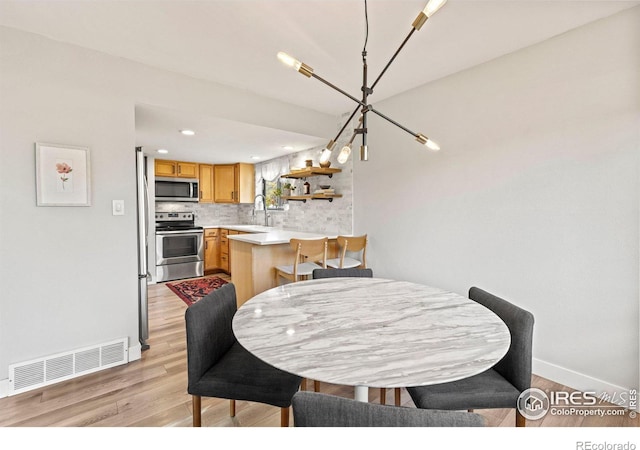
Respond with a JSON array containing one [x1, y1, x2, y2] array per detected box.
[[155, 212, 194, 222]]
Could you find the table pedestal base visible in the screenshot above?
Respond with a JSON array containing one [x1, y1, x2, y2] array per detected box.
[[354, 385, 369, 402]]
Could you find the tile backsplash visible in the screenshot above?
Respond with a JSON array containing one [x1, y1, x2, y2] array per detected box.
[[155, 202, 254, 226], [253, 144, 353, 234]]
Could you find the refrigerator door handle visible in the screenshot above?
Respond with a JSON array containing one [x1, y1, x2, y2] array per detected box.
[[143, 176, 150, 239]]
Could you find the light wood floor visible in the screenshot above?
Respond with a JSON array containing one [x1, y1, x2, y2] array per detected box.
[[0, 274, 636, 427]]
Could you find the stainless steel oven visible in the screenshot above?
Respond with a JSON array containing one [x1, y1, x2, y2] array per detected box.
[[155, 212, 203, 282]]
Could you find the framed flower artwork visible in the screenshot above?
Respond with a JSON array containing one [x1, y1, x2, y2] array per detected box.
[[35, 142, 91, 206]]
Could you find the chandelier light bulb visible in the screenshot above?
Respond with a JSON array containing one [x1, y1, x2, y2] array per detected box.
[[337, 144, 352, 164], [319, 148, 332, 164], [416, 133, 440, 151], [423, 0, 448, 18], [277, 51, 314, 77], [319, 140, 336, 164], [277, 52, 301, 70], [425, 138, 440, 151]]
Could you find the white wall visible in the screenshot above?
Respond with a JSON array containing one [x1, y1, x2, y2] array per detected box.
[[0, 25, 333, 381], [355, 7, 640, 392]]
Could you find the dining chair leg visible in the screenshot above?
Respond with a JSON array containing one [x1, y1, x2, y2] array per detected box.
[[380, 388, 387, 405], [395, 388, 401, 406], [516, 410, 526, 427], [230, 399, 236, 417], [314, 380, 320, 392], [192, 395, 201, 427], [281, 407, 290, 427]]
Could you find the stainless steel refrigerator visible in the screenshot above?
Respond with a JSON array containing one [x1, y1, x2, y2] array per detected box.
[[136, 147, 150, 350]]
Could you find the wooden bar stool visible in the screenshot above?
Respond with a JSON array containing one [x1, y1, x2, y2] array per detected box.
[[326, 235, 367, 269], [275, 237, 328, 285]]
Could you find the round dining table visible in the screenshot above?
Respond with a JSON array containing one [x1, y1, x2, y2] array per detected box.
[[232, 277, 511, 402]]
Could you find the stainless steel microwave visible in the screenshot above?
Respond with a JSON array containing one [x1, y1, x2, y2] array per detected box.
[[155, 177, 199, 202]]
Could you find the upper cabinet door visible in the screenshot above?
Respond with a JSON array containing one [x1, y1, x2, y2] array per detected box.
[[177, 161, 198, 178], [213, 164, 255, 203], [214, 164, 236, 203], [199, 164, 214, 203], [155, 159, 177, 177], [155, 160, 198, 178]]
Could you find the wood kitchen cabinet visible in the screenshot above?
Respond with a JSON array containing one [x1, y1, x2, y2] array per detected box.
[[214, 163, 255, 203], [204, 228, 219, 272], [198, 164, 214, 203], [219, 228, 230, 272], [155, 159, 199, 178]]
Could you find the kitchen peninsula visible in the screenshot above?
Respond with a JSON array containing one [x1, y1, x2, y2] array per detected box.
[[228, 228, 338, 306]]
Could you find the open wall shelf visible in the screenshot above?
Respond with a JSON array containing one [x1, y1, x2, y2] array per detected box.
[[283, 194, 343, 203], [281, 167, 342, 179]]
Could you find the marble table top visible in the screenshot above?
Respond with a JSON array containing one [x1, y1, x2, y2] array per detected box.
[[233, 278, 511, 389]]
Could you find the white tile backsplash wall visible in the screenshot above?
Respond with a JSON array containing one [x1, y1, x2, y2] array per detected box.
[[155, 202, 254, 226], [254, 143, 354, 234]]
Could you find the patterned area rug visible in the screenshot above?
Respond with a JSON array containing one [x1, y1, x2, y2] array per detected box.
[[166, 276, 229, 306]]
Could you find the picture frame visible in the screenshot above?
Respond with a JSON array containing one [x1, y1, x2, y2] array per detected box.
[[35, 142, 92, 206]]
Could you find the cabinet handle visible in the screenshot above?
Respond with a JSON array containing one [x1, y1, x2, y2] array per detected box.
[[205, 241, 208, 250], [172, 165, 176, 174], [200, 190, 203, 199], [178, 166, 181, 174]]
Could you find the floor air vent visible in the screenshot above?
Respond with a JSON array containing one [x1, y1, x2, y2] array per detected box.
[[8, 338, 128, 396]]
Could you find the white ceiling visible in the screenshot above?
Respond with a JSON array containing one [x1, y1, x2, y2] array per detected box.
[[2, 0, 638, 162], [135, 104, 328, 164]]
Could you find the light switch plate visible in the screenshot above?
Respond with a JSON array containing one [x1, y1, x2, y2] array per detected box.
[[112, 200, 125, 216]]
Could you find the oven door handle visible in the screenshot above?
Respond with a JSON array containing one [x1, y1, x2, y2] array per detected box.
[[156, 230, 204, 236]]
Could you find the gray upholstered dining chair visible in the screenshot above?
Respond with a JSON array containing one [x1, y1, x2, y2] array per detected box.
[[406, 287, 535, 427], [312, 268, 373, 278], [292, 392, 486, 427], [185, 283, 302, 427], [312, 267, 401, 407]]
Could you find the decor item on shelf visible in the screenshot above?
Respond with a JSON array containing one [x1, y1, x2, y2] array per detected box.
[[303, 181, 311, 195], [305, 159, 313, 167], [166, 276, 229, 306], [283, 182, 294, 197], [277, 0, 446, 164]]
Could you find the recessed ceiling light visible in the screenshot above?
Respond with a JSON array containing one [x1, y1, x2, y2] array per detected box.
[[180, 129, 195, 136], [283, 146, 294, 150], [251, 156, 261, 160], [157, 149, 169, 154]]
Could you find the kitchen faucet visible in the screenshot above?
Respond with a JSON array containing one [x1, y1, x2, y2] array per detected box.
[[254, 194, 270, 227]]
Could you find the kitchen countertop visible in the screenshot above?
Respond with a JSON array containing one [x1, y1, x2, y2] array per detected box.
[[201, 224, 275, 233], [199, 224, 337, 245], [229, 229, 338, 246]]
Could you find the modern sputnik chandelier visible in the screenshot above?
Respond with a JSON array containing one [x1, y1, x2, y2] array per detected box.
[[277, 0, 447, 163]]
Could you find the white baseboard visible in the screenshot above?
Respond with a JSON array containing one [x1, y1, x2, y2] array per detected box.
[[128, 342, 142, 362], [0, 379, 8, 398], [534, 358, 638, 410]]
